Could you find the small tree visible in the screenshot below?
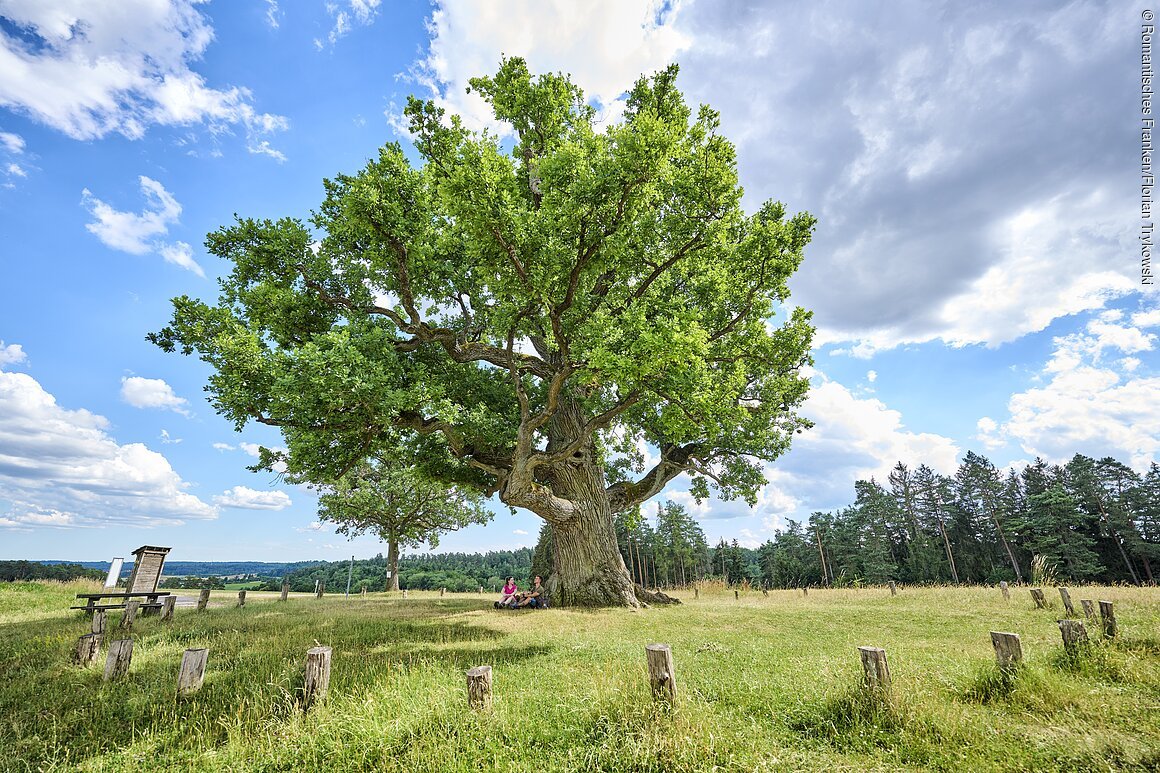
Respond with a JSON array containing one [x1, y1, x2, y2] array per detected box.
[[150, 58, 815, 607], [309, 460, 490, 590]]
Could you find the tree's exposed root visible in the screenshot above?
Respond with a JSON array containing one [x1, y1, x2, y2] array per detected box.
[[634, 584, 681, 606]]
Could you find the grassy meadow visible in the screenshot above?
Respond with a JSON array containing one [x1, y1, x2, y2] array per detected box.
[[0, 580, 1157, 772]]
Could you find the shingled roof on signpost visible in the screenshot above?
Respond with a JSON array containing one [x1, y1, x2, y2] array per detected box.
[[125, 546, 171, 594]]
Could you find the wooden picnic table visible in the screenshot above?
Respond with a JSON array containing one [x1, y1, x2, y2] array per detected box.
[[71, 591, 171, 613]]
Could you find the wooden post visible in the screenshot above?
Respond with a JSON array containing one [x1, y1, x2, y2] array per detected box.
[[802, 587, 808, 597], [858, 646, 891, 694], [466, 665, 493, 710], [478, 586, 483, 594], [197, 588, 210, 612], [315, 582, 324, 600], [91, 609, 107, 636], [104, 639, 133, 681], [1000, 581, 1010, 601], [1099, 600, 1117, 638], [1058, 619, 1089, 653], [120, 600, 140, 630], [1080, 599, 1096, 624], [237, 590, 246, 607], [177, 648, 209, 698], [888, 581, 897, 597], [1057, 587, 1075, 617], [1030, 588, 1046, 609], [440, 587, 446, 597], [734, 589, 739, 601], [762, 588, 769, 597], [303, 646, 332, 711], [280, 578, 289, 602], [645, 644, 677, 704], [161, 595, 176, 622], [990, 631, 1022, 670], [694, 587, 699, 599], [362, 587, 367, 598], [74, 633, 101, 667], [402, 589, 408, 599]]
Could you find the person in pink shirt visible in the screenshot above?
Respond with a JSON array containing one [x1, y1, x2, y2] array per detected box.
[[497, 577, 518, 608]]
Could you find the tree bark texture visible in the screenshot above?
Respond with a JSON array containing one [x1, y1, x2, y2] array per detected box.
[[1057, 587, 1075, 617], [1099, 600, 1117, 638], [990, 631, 1022, 670], [466, 665, 493, 710], [75, 633, 101, 667], [197, 588, 210, 612], [645, 644, 677, 704], [386, 537, 401, 592], [303, 646, 332, 711], [104, 639, 133, 682], [858, 646, 891, 694], [177, 648, 209, 698], [161, 595, 176, 622], [1030, 588, 1047, 609], [1057, 619, 1089, 653]]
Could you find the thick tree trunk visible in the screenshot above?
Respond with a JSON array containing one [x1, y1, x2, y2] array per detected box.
[[549, 506, 639, 607], [386, 536, 400, 592]]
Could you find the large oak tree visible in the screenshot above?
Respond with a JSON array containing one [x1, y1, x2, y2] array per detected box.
[[151, 59, 816, 607]]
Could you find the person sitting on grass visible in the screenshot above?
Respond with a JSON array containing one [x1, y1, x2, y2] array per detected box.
[[516, 575, 549, 609], [496, 577, 518, 608]]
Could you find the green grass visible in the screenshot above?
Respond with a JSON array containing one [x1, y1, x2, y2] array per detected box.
[[1, 580, 1157, 772]]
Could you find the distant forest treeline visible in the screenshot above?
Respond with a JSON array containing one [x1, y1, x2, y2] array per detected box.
[[592, 452, 1158, 590], [0, 561, 104, 582]]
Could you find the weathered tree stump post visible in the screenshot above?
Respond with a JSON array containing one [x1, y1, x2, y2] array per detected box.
[[160, 595, 176, 622], [734, 590, 739, 601], [362, 587, 367, 598], [1099, 600, 1117, 638], [440, 587, 446, 598], [237, 590, 246, 607], [990, 631, 1023, 671], [1057, 619, 1089, 654], [402, 589, 408, 599], [280, 578, 289, 602], [91, 609, 107, 636], [120, 600, 140, 630], [802, 587, 808, 597], [75, 633, 101, 667], [177, 648, 209, 698], [858, 646, 891, 695], [888, 581, 898, 596], [316, 582, 325, 599], [478, 586, 484, 595], [303, 646, 332, 711], [197, 588, 211, 612], [645, 644, 677, 704], [694, 587, 699, 599], [466, 665, 493, 710], [1057, 587, 1075, 617], [104, 639, 133, 681], [762, 588, 769, 597], [1080, 599, 1096, 624], [1000, 581, 1010, 601], [1030, 588, 1046, 609]]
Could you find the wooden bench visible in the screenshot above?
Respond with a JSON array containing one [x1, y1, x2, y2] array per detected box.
[[73, 545, 173, 614]]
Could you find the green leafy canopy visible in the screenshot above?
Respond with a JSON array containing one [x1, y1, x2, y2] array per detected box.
[[150, 58, 816, 515]]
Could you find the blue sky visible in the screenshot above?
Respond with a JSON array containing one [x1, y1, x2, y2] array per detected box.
[[1, 0, 1156, 563]]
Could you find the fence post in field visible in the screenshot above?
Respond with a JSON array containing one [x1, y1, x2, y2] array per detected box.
[[316, 582, 325, 600], [1057, 588, 1075, 617], [197, 588, 211, 612], [466, 665, 493, 710], [92, 609, 107, 636], [1030, 588, 1047, 609], [402, 589, 408, 599], [362, 587, 367, 599], [734, 590, 739, 601], [237, 590, 246, 608], [104, 639, 133, 681], [160, 595, 176, 622], [645, 644, 677, 704], [441, 587, 446, 597], [888, 581, 897, 596], [1057, 619, 1089, 653], [858, 646, 891, 695], [478, 586, 484, 595], [1099, 601, 1117, 638], [120, 600, 140, 631], [990, 632, 1022, 671], [280, 578, 289, 602], [694, 587, 699, 599], [177, 648, 209, 698], [1000, 581, 1010, 601], [1080, 599, 1096, 624], [303, 646, 332, 711], [75, 633, 101, 667]]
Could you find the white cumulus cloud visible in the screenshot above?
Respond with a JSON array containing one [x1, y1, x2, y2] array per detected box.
[[0, 368, 216, 528], [120, 376, 190, 414], [82, 176, 205, 277], [0, 342, 26, 366], [213, 485, 292, 510], [0, 0, 287, 155]]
